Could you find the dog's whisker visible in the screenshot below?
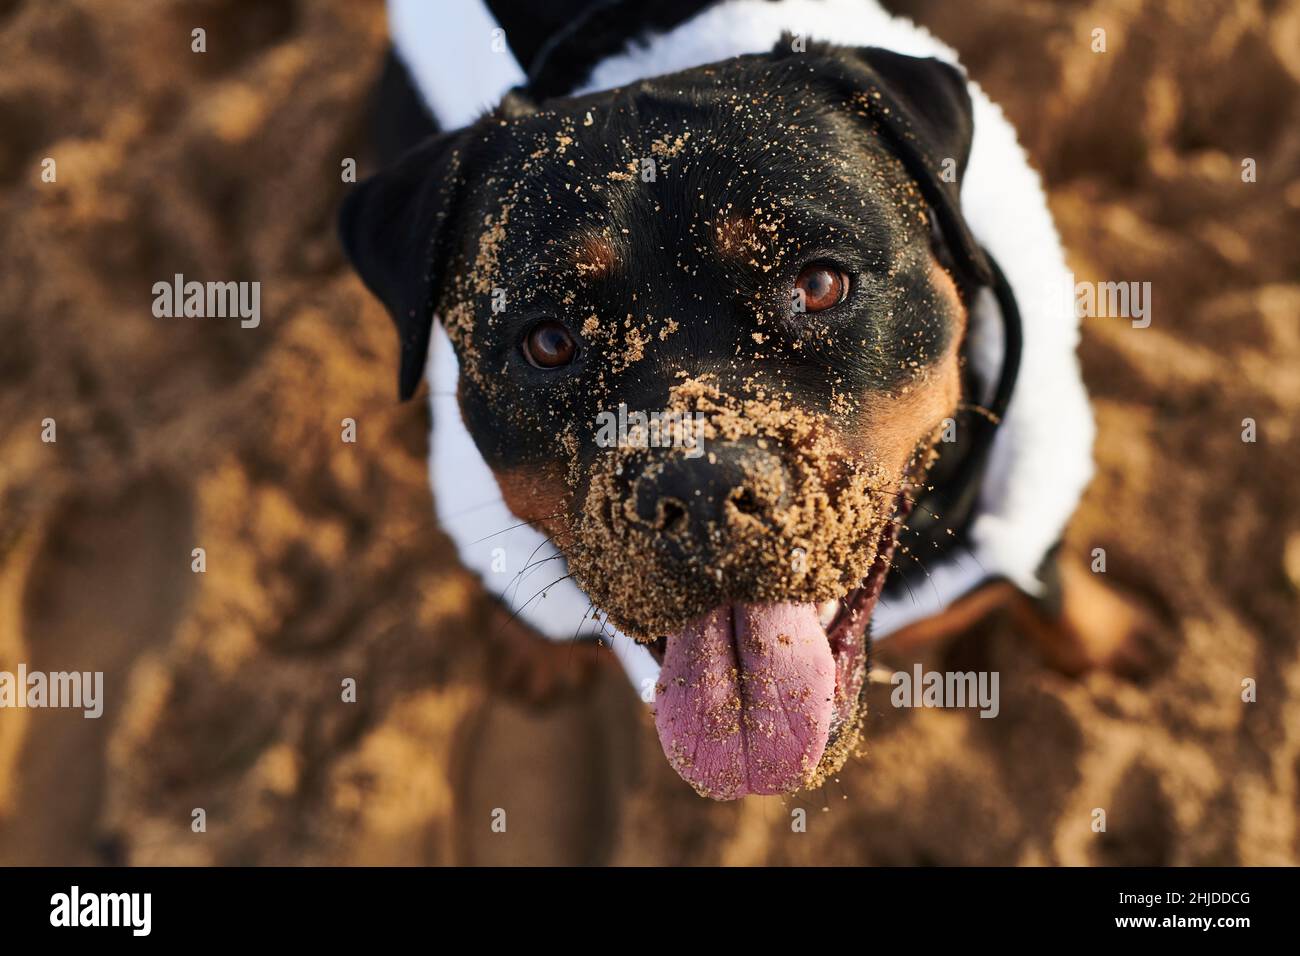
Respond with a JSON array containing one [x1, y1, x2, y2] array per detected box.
[[464, 510, 568, 547], [501, 525, 581, 604], [511, 547, 569, 580], [383, 509, 565, 552], [565, 598, 598, 672], [864, 485, 946, 527], [589, 612, 632, 663], [893, 516, 989, 580], [505, 553, 567, 606], [511, 528, 570, 584], [898, 546, 945, 610], [946, 531, 989, 577], [875, 480, 992, 584], [891, 559, 921, 608], [504, 532, 580, 604], [437, 495, 512, 521], [495, 573, 575, 639], [384, 495, 546, 547]]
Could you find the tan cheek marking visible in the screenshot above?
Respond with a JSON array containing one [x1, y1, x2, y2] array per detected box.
[[930, 256, 968, 338], [846, 256, 968, 474], [493, 465, 572, 543], [852, 350, 963, 476]]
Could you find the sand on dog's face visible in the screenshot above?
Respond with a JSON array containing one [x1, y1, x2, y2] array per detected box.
[[568, 375, 917, 637]]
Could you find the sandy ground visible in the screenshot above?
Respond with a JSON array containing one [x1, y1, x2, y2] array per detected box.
[[1, 0, 1298, 865]]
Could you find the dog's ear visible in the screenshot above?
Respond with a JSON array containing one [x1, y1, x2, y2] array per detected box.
[[786, 42, 991, 285], [339, 131, 469, 400]]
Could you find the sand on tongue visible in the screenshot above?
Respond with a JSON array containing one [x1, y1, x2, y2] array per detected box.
[[654, 602, 835, 800]]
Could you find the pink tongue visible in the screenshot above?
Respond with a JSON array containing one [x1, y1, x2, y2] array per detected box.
[[654, 602, 835, 800]]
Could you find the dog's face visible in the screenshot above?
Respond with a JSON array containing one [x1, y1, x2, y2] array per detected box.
[[342, 43, 990, 799]]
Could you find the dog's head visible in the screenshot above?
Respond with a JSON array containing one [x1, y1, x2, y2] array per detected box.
[[341, 42, 988, 799]]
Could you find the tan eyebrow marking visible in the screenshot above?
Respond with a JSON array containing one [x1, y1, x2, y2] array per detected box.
[[574, 233, 617, 279], [713, 215, 762, 261]]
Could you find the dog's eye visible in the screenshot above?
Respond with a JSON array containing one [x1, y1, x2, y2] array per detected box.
[[522, 321, 577, 369], [793, 264, 849, 313]]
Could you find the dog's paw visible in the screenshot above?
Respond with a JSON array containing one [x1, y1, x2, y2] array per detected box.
[[1030, 561, 1165, 679], [484, 599, 601, 704]]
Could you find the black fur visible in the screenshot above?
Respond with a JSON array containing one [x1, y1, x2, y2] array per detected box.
[[340, 42, 985, 432]]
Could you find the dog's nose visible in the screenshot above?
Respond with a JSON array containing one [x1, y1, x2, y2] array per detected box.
[[630, 442, 789, 542]]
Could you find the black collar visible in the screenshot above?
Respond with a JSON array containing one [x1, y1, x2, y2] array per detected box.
[[485, 0, 721, 98], [898, 251, 1023, 571]]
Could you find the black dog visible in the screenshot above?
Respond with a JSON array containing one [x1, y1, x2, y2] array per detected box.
[[340, 2, 1128, 799]]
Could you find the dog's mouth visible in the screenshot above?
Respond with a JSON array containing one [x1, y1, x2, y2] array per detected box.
[[646, 502, 907, 800], [561, 376, 930, 799]]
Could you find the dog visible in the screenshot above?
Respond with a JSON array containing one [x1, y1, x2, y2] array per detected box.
[[340, 0, 1146, 800]]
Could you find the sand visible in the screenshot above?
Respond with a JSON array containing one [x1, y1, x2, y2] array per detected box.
[[569, 374, 899, 638], [1, 0, 1298, 864]]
